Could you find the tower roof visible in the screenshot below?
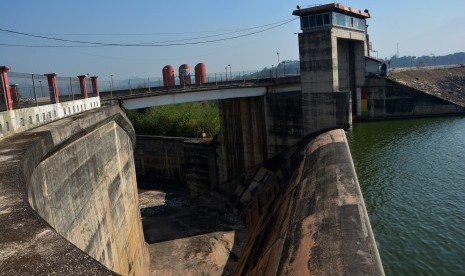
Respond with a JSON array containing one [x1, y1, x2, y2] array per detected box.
[[293, 3, 370, 19]]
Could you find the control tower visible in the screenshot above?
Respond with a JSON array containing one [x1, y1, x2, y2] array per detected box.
[[293, 4, 370, 108]]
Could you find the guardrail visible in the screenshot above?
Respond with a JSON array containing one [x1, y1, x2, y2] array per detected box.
[[98, 69, 301, 95], [1, 66, 99, 112]]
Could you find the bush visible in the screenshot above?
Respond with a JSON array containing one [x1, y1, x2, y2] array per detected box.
[[127, 101, 220, 138]]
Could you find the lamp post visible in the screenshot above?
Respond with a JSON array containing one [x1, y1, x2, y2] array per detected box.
[[225, 67, 228, 81], [276, 52, 280, 78], [110, 74, 114, 98]]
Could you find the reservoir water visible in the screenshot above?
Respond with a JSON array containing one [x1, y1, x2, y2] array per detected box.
[[347, 116, 465, 275]]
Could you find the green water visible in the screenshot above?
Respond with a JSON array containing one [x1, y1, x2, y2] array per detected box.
[[347, 117, 465, 276]]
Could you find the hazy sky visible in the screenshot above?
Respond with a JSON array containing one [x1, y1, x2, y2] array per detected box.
[[1, 0, 464, 82]]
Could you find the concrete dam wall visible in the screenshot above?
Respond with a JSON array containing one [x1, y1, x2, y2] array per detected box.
[[223, 129, 383, 275], [134, 129, 384, 275], [0, 106, 148, 275]]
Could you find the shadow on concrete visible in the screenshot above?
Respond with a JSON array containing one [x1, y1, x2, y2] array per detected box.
[[139, 178, 240, 244], [137, 176, 246, 275]]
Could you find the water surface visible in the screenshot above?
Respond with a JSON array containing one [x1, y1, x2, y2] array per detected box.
[[347, 117, 465, 275]]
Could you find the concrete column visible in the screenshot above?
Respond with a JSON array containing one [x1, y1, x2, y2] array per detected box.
[[45, 73, 60, 103], [9, 84, 20, 109], [0, 66, 13, 110], [90, 76, 99, 97], [77, 75, 88, 99]]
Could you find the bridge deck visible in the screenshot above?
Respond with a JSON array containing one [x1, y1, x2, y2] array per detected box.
[[107, 77, 301, 110]]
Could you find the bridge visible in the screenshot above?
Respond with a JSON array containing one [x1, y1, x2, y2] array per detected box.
[[102, 76, 300, 109]]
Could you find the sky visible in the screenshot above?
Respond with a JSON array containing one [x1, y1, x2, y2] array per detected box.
[[1, 0, 464, 83]]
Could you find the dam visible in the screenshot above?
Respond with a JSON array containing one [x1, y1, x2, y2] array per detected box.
[[1, 3, 465, 275]]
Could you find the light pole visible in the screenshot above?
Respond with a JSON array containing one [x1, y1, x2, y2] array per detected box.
[[225, 67, 228, 81], [228, 64, 232, 80], [110, 74, 114, 98], [276, 52, 280, 78]]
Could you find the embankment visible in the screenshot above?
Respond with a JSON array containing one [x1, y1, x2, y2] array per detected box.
[[362, 66, 465, 120], [0, 105, 148, 275]]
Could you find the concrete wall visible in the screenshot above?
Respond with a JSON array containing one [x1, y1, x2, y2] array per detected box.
[[217, 97, 268, 183], [0, 105, 148, 275], [302, 91, 351, 135], [265, 91, 304, 157], [299, 30, 335, 93], [228, 129, 384, 275], [0, 97, 100, 140], [363, 78, 465, 119], [135, 136, 187, 181], [134, 135, 218, 199]]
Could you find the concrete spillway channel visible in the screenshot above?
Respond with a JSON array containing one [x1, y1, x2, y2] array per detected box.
[[137, 129, 384, 275], [0, 104, 383, 275]]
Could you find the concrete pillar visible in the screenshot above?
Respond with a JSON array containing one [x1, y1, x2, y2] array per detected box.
[[9, 84, 20, 109], [45, 73, 60, 104], [0, 66, 13, 110], [77, 75, 88, 99], [90, 76, 99, 97]]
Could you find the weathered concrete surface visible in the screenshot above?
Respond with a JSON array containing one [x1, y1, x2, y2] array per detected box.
[[0, 105, 148, 275], [299, 27, 366, 94], [230, 129, 383, 275], [364, 73, 465, 119], [134, 135, 218, 200], [138, 180, 247, 276], [389, 65, 465, 107], [217, 97, 268, 183]]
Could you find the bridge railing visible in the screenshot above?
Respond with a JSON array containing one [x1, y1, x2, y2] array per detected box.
[[99, 68, 301, 95], [0, 66, 100, 112]]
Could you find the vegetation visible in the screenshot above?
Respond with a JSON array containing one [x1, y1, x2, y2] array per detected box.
[[127, 101, 220, 138], [387, 52, 465, 68]]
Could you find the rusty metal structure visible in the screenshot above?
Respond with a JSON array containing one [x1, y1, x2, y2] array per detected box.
[[194, 63, 207, 85], [178, 64, 191, 86], [162, 65, 175, 87]]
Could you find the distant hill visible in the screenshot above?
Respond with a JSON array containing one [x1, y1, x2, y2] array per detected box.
[[241, 60, 301, 79], [388, 52, 465, 69]]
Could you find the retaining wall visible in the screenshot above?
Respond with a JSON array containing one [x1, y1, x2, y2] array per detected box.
[[363, 78, 465, 119], [134, 135, 218, 199], [0, 105, 148, 275]]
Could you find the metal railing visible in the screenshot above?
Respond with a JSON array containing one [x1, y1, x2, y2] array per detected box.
[[99, 68, 301, 94], [1, 72, 97, 111]]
